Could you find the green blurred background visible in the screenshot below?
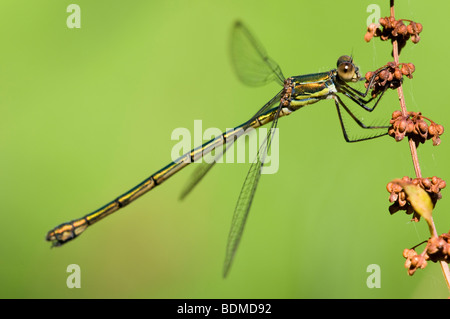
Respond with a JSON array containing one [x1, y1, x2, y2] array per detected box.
[[1, 0, 449, 298]]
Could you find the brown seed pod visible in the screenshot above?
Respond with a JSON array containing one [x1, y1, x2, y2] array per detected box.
[[366, 17, 422, 52], [388, 111, 444, 147]]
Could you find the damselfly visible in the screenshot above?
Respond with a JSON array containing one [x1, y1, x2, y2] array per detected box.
[[46, 21, 389, 277]]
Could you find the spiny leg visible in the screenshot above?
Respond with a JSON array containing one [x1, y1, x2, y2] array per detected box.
[[340, 85, 387, 112], [334, 96, 389, 143]]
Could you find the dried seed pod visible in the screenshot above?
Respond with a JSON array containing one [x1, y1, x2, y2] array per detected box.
[[425, 232, 450, 263], [365, 71, 373, 82], [387, 176, 446, 222], [366, 17, 422, 52], [415, 119, 429, 139], [403, 247, 428, 276], [397, 23, 408, 36], [427, 123, 445, 146], [388, 111, 444, 146], [392, 110, 403, 119], [364, 63, 414, 97], [394, 68, 402, 80]]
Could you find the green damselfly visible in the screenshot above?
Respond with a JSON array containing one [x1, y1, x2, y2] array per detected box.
[[46, 21, 389, 277]]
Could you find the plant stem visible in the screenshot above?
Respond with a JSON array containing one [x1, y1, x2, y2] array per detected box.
[[390, 5, 422, 178], [390, 0, 450, 293]]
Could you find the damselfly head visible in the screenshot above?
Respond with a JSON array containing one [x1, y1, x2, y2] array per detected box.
[[336, 55, 361, 82]]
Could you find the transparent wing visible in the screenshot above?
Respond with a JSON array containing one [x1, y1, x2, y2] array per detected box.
[[179, 142, 230, 201], [231, 21, 285, 87], [179, 91, 282, 200], [223, 104, 282, 277]]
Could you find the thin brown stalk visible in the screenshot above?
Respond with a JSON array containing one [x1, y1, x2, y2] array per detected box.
[[390, 0, 450, 293]]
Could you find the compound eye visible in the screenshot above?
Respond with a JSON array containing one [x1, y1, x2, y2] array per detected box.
[[337, 62, 355, 81]]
